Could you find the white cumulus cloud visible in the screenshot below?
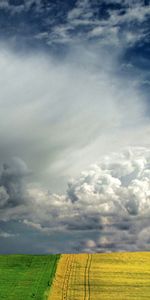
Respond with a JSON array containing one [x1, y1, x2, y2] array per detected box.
[[8, 147, 149, 252]]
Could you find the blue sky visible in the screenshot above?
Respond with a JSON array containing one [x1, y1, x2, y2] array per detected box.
[[0, 0, 150, 253]]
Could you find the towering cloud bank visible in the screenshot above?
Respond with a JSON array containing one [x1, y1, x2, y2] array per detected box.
[[1, 147, 150, 252]]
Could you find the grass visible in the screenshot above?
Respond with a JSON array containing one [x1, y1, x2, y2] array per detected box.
[[49, 252, 150, 300], [0, 254, 60, 300]]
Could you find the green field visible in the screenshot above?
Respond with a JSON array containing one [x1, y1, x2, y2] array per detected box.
[[0, 254, 60, 300]]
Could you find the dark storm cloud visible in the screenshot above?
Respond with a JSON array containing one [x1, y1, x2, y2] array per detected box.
[[0, 157, 30, 208], [0, 158, 33, 224]]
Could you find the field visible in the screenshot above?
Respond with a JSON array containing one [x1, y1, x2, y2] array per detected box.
[[49, 252, 150, 300], [0, 253, 150, 300], [0, 254, 60, 300]]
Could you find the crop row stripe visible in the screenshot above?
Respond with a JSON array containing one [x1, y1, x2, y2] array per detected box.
[[84, 254, 92, 300], [62, 255, 75, 300], [87, 254, 92, 300]]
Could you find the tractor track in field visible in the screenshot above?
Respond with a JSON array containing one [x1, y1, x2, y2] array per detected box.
[[84, 254, 92, 300], [72, 256, 78, 300], [61, 255, 75, 300], [49, 254, 92, 300], [87, 254, 92, 300], [61, 256, 70, 300]]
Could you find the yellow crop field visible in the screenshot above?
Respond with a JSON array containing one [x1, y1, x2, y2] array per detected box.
[[49, 252, 150, 300]]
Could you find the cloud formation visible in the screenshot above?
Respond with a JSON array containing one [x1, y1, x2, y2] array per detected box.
[[50, 0, 150, 47], [0, 45, 148, 193], [0, 157, 30, 208], [0, 1, 150, 253], [0, 0, 149, 49], [1, 147, 150, 252]]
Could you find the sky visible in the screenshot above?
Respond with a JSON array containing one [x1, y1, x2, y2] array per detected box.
[[0, 0, 150, 254]]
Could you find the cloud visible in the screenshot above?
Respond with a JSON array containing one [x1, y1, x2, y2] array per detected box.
[[0, 0, 149, 49], [0, 44, 148, 192], [0, 157, 32, 223], [0, 39, 149, 253], [0, 0, 41, 11], [0, 230, 16, 238], [37, 147, 150, 252], [23, 219, 51, 233], [0, 1, 149, 253], [0, 157, 30, 208], [50, 0, 150, 47], [1, 147, 149, 252]]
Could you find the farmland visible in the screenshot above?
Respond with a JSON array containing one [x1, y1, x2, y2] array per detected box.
[[0, 254, 60, 300], [49, 252, 150, 300], [0, 252, 150, 300]]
